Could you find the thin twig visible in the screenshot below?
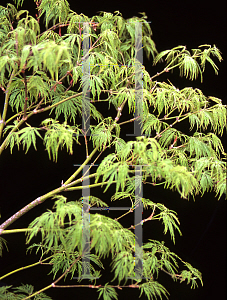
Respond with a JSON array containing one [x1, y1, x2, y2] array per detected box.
[[22, 70, 28, 120], [22, 255, 82, 300], [0, 70, 15, 140], [0, 256, 53, 281]]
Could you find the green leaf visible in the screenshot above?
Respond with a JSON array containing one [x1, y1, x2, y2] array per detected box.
[[41, 118, 80, 162], [179, 54, 202, 81], [139, 281, 169, 300], [110, 251, 134, 284], [97, 283, 118, 300], [0, 236, 8, 256], [18, 125, 43, 153]]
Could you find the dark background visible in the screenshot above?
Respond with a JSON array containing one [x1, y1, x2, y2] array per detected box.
[[0, 0, 226, 299]]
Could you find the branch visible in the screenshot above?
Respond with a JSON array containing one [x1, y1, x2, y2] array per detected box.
[[66, 180, 117, 191], [22, 255, 82, 300], [34, 91, 83, 113], [0, 106, 124, 231], [0, 25, 127, 154], [64, 147, 98, 185], [128, 205, 156, 229], [0, 92, 82, 155], [0, 256, 53, 281], [52, 284, 139, 289], [118, 116, 140, 126], [160, 267, 182, 280], [0, 70, 16, 140], [150, 67, 170, 81], [0, 172, 97, 233]]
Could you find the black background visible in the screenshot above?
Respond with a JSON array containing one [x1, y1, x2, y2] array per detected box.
[[0, 0, 226, 299]]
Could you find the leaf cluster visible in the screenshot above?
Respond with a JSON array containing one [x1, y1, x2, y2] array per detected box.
[[0, 284, 51, 300], [25, 194, 203, 295], [0, 1, 226, 300]]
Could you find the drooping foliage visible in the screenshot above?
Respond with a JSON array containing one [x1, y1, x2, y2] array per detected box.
[[0, 0, 226, 299]]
